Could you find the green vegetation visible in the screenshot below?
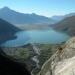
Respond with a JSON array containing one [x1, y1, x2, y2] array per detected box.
[[32, 44, 60, 75], [3, 44, 34, 71], [3, 44, 62, 74], [3, 44, 34, 62], [12, 48, 34, 61], [37, 44, 60, 67], [38, 44, 53, 66]]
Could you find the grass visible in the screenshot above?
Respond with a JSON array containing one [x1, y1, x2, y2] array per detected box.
[[32, 44, 60, 75]]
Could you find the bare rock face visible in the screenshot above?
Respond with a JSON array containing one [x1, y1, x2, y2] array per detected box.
[[39, 37, 75, 75], [54, 37, 75, 75], [54, 56, 75, 75]]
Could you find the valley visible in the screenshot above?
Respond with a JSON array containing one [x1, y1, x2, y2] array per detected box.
[[0, 4, 75, 75], [2, 43, 61, 75]]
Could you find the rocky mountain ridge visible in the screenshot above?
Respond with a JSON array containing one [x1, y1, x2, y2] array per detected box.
[[38, 37, 75, 75], [0, 7, 54, 25]]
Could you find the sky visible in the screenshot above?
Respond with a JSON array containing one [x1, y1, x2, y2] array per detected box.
[[0, 0, 75, 17]]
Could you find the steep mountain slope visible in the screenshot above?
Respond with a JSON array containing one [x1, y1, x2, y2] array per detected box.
[[52, 16, 75, 36], [38, 37, 75, 75], [0, 18, 21, 45], [0, 7, 54, 25]]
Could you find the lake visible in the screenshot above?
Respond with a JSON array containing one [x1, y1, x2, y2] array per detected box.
[[1, 29, 70, 47]]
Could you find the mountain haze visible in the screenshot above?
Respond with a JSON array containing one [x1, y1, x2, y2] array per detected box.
[[0, 7, 54, 25], [51, 13, 75, 23]]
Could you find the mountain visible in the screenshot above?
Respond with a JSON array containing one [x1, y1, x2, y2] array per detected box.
[[51, 15, 64, 22], [52, 16, 75, 36], [65, 13, 75, 17], [38, 37, 75, 75], [0, 18, 21, 45], [51, 13, 75, 23], [0, 7, 54, 25]]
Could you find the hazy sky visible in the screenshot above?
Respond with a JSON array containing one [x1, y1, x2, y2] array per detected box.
[[0, 0, 75, 17]]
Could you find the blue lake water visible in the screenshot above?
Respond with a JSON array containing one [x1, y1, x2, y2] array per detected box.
[[1, 29, 70, 47]]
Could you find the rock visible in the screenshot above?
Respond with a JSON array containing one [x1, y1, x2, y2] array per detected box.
[[39, 37, 75, 75], [54, 56, 75, 75]]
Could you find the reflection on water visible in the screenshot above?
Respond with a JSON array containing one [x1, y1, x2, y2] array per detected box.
[[1, 29, 70, 47]]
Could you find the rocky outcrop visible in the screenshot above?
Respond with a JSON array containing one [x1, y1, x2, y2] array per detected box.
[[54, 56, 75, 75], [38, 37, 75, 75]]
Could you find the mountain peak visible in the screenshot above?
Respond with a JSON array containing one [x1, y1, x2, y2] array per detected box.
[[0, 7, 53, 24], [0, 6, 12, 12], [1, 6, 10, 10], [31, 13, 37, 15]]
